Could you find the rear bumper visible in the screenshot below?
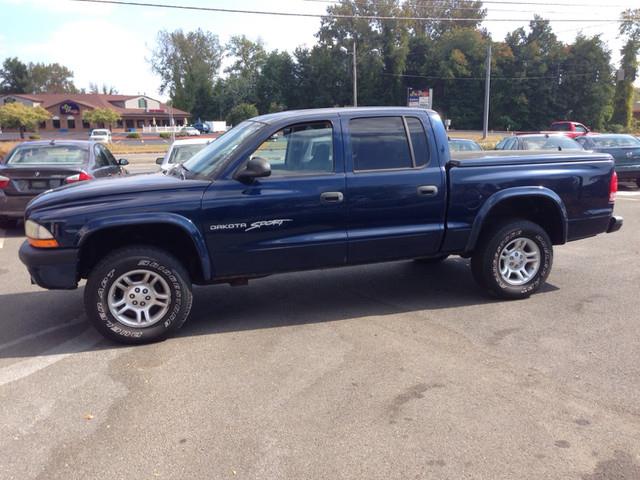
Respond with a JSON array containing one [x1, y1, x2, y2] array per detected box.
[[18, 241, 79, 290], [0, 193, 33, 218], [607, 215, 623, 234]]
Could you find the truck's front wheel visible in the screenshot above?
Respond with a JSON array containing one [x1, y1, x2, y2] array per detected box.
[[471, 220, 553, 299], [84, 246, 193, 344]]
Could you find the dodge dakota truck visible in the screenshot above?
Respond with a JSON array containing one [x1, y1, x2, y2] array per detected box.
[[19, 107, 623, 344]]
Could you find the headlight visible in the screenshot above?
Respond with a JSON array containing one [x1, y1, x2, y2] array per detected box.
[[25, 220, 59, 248]]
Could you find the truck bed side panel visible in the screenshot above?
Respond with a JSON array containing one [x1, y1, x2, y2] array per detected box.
[[443, 156, 615, 253]]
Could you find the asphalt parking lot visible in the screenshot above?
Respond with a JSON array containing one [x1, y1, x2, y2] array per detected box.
[[0, 187, 639, 480]]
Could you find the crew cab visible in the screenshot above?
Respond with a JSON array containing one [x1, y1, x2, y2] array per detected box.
[[19, 107, 623, 344]]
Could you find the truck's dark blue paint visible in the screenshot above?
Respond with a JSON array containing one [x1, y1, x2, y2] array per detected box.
[[18, 107, 623, 343]]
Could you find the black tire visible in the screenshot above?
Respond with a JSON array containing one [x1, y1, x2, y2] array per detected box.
[[414, 255, 449, 264], [636, 178, 640, 189], [84, 246, 193, 344], [471, 220, 553, 299]]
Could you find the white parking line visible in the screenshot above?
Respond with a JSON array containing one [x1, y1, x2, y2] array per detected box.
[[0, 318, 85, 352], [0, 328, 102, 387]]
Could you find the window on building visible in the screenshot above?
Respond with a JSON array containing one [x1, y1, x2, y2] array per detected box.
[[52, 118, 61, 129], [137, 120, 145, 129], [82, 119, 90, 129], [250, 121, 334, 176], [116, 119, 124, 128], [67, 118, 76, 129], [126, 119, 134, 129], [350, 117, 412, 171], [138, 98, 148, 109], [39, 121, 47, 129]]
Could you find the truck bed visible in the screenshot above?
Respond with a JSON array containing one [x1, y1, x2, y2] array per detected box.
[[449, 150, 612, 167]]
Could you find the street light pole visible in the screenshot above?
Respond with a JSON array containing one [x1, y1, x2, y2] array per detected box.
[[352, 40, 357, 107], [482, 43, 492, 139]]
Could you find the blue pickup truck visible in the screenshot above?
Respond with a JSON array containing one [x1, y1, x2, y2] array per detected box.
[[19, 107, 623, 344]]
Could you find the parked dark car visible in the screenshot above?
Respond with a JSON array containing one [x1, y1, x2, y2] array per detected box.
[[575, 134, 640, 187], [449, 138, 482, 152], [0, 140, 128, 226], [192, 122, 211, 134], [496, 134, 584, 152]]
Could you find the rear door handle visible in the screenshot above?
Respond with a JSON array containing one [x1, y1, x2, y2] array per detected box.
[[417, 185, 438, 197], [320, 191, 344, 203]]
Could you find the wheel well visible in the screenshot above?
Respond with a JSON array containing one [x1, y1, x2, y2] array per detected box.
[[475, 196, 565, 248], [78, 223, 205, 283]]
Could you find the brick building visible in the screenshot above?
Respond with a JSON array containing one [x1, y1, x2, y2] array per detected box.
[[0, 93, 190, 132]]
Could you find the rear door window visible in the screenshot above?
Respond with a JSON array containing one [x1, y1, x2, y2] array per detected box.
[[350, 117, 412, 171], [93, 144, 110, 168]]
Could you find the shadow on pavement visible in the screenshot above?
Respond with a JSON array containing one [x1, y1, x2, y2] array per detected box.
[[0, 257, 558, 359]]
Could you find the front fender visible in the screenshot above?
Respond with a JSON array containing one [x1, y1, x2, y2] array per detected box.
[[465, 186, 568, 253], [77, 212, 212, 281]]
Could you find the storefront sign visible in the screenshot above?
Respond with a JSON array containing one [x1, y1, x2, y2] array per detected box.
[[59, 101, 81, 115], [407, 88, 433, 109]]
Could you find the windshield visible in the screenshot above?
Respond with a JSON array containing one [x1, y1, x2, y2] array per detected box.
[[550, 123, 570, 131], [168, 143, 208, 164], [521, 136, 582, 151], [449, 140, 482, 152], [590, 135, 640, 148], [6, 145, 88, 165], [183, 121, 264, 176], [91, 130, 109, 136]]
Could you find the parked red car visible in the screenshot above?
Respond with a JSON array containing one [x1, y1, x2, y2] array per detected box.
[[550, 121, 590, 138]]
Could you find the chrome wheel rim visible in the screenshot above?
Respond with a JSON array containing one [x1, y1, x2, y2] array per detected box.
[[498, 237, 541, 286], [107, 269, 171, 328]]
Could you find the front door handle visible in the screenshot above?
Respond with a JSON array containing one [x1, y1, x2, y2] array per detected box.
[[320, 191, 344, 203], [417, 185, 438, 197]]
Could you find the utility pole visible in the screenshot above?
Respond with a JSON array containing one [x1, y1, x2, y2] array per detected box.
[[352, 40, 358, 107], [482, 43, 491, 139]]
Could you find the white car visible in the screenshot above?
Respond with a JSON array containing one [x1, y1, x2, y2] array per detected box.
[[89, 129, 112, 144], [156, 138, 212, 172], [177, 126, 201, 137]]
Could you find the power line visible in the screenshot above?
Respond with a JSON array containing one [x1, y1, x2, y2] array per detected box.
[[69, 0, 631, 22], [304, 0, 636, 10], [382, 71, 600, 80]]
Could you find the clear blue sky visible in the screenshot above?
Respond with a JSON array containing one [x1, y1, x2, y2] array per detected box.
[[0, 0, 636, 99]]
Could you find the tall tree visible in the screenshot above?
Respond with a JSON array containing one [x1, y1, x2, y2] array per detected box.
[[0, 57, 30, 94], [28, 62, 77, 93], [402, 0, 486, 39], [559, 35, 613, 130], [611, 9, 640, 128], [256, 50, 297, 113], [150, 29, 223, 119], [89, 83, 118, 95]]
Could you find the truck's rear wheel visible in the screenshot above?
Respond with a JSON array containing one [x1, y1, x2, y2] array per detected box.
[[471, 220, 553, 299], [84, 246, 193, 344]]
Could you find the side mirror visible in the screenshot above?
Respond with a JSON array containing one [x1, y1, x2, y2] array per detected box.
[[118, 158, 129, 166], [156, 157, 164, 165], [234, 157, 271, 182]]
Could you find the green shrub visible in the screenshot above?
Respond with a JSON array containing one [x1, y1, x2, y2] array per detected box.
[[607, 124, 625, 133], [159, 132, 171, 139], [28, 134, 41, 140], [126, 132, 141, 139]]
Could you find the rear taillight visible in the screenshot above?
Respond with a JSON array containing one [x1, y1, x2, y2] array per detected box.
[[609, 170, 618, 203], [65, 171, 94, 184], [0, 175, 9, 189]]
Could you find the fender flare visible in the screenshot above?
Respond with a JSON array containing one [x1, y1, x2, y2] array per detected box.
[[464, 186, 568, 253], [76, 213, 212, 281]]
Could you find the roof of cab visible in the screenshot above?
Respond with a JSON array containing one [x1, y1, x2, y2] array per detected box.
[[251, 107, 435, 125]]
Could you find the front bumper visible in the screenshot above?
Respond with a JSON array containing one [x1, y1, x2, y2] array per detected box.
[[18, 241, 79, 289], [607, 215, 623, 234]]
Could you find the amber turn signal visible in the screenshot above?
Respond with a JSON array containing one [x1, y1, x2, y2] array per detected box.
[[27, 238, 59, 248]]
